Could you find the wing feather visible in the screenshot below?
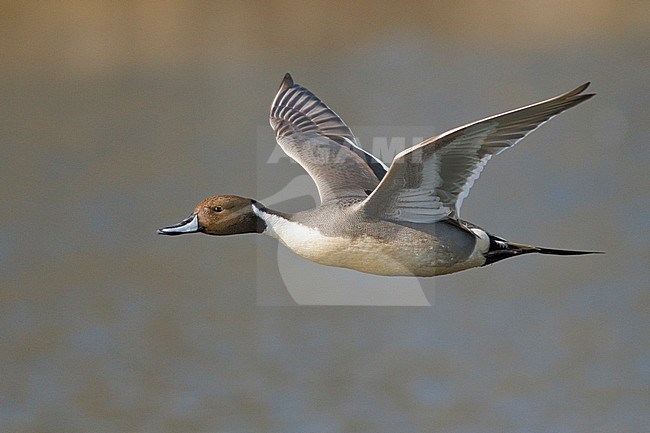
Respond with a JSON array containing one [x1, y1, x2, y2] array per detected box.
[[361, 83, 595, 223], [270, 74, 387, 203]]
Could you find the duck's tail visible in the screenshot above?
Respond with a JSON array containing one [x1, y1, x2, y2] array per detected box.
[[482, 234, 603, 267]]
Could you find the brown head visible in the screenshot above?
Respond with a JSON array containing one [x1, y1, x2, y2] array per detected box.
[[157, 195, 265, 236]]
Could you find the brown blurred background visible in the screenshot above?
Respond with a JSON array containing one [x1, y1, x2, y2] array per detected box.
[[1, 1, 649, 432]]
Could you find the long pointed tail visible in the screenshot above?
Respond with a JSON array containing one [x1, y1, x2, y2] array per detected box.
[[483, 235, 603, 267]]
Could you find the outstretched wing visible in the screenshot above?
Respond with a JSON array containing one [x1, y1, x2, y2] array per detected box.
[[361, 83, 595, 223], [270, 73, 388, 203]]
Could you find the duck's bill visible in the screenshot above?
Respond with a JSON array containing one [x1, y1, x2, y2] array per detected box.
[[157, 214, 200, 235]]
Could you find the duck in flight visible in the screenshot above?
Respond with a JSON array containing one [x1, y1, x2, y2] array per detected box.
[[158, 74, 601, 277]]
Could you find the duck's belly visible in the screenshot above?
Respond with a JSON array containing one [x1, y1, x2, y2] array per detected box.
[[271, 220, 485, 277], [301, 236, 480, 276]]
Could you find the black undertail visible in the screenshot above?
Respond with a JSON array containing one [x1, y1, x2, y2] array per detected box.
[[482, 234, 603, 267]]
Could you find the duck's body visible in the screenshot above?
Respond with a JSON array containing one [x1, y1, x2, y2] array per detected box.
[[253, 201, 486, 276], [159, 74, 601, 277]]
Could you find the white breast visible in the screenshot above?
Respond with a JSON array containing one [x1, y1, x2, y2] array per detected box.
[[254, 207, 347, 261]]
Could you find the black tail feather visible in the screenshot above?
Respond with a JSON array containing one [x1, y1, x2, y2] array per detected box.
[[534, 246, 604, 256], [482, 234, 603, 267]]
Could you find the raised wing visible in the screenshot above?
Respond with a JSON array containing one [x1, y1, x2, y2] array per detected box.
[[361, 83, 595, 223], [270, 73, 388, 203]]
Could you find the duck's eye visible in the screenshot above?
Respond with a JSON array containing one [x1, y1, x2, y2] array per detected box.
[[213, 206, 223, 212]]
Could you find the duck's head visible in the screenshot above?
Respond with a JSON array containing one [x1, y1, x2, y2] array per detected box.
[[157, 195, 265, 236]]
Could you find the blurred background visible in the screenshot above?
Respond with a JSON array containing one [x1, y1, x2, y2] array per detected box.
[[1, 1, 649, 431]]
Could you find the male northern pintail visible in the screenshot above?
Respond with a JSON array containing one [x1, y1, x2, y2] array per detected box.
[[159, 74, 601, 276]]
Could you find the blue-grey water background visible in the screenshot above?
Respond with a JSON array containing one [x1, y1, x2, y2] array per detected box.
[[1, 2, 648, 432]]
